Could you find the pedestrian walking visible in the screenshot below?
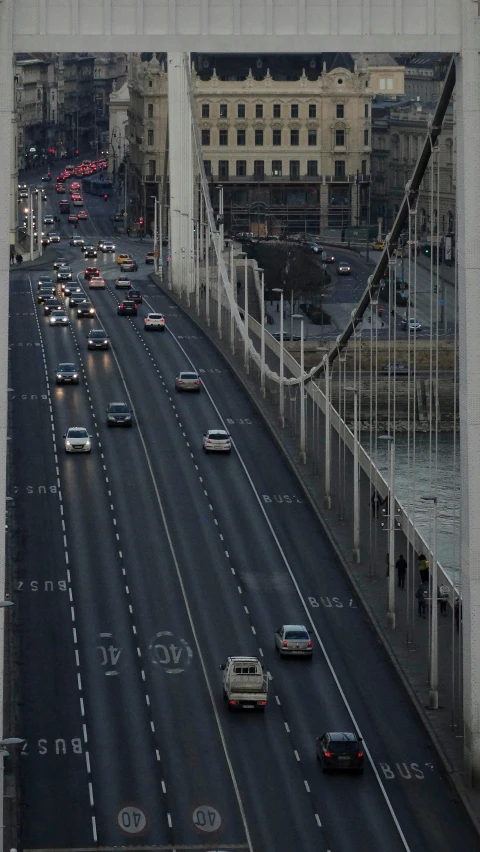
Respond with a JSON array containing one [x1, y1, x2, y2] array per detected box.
[[438, 585, 448, 616], [418, 553, 429, 584], [9, 246, 14, 265], [396, 554, 407, 589], [15, 253, 22, 265], [371, 490, 382, 518], [416, 582, 428, 618]]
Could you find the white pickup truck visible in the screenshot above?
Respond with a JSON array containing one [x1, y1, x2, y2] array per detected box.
[[221, 656, 268, 710]]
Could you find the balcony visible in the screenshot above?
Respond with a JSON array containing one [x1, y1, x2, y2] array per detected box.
[[142, 173, 162, 182], [211, 173, 334, 184]]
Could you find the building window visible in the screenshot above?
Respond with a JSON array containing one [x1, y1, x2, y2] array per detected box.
[[291, 103, 299, 118], [148, 80, 153, 88], [335, 129, 345, 146], [289, 160, 300, 178], [255, 129, 264, 146], [255, 103, 263, 119], [237, 103, 245, 118], [308, 130, 317, 146], [253, 160, 264, 178], [147, 103, 153, 119], [236, 160, 246, 176], [272, 128, 282, 146], [204, 160, 211, 176], [272, 160, 282, 175], [307, 160, 318, 176], [364, 103, 369, 118], [219, 129, 228, 146], [219, 160, 229, 177], [237, 129, 246, 146], [336, 104, 344, 119], [219, 103, 228, 118], [201, 128, 210, 146], [334, 160, 346, 178], [361, 159, 367, 175], [148, 159, 156, 177], [147, 128, 154, 146], [364, 129, 369, 146], [202, 103, 210, 118], [309, 104, 317, 118], [290, 129, 299, 146], [273, 103, 281, 118]]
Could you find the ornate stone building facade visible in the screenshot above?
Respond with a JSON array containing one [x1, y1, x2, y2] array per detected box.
[[126, 53, 381, 234]]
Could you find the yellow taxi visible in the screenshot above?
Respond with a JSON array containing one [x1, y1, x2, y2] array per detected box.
[[371, 240, 385, 251], [117, 253, 132, 265]]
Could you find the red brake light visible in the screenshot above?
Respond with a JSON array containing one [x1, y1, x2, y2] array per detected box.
[[195, 380, 200, 385], [229, 700, 237, 706], [357, 751, 363, 758], [178, 380, 183, 384], [307, 640, 312, 647], [325, 751, 332, 758], [259, 701, 266, 706], [282, 640, 288, 647]]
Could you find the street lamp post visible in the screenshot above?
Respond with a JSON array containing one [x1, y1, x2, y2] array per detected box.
[[345, 387, 360, 563], [272, 288, 284, 426], [324, 355, 331, 508], [195, 216, 200, 316], [244, 252, 249, 373], [380, 434, 396, 628], [151, 195, 158, 275], [229, 240, 235, 353], [216, 232, 222, 338], [206, 224, 211, 326], [292, 314, 306, 463], [37, 190, 43, 258], [258, 268, 266, 396], [217, 184, 224, 254], [422, 495, 439, 710]]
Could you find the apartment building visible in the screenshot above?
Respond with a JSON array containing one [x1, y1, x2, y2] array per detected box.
[[127, 52, 381, 234]]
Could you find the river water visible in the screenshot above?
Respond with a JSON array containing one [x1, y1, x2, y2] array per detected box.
[[368, 432, 459, 579]]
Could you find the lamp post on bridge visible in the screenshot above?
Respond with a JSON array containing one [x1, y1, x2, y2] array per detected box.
[[292, 314, 306, 464], [422, 495, 439, 710], [345, 386, 360, 563], [272, 288, 284, 426], [380, 434, 396, 628]]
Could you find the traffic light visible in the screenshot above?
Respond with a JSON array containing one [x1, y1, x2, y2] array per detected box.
[[139, 218, 144, 228], [423, 245, 430, 256]]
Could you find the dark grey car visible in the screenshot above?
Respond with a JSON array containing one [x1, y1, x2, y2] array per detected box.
[[87, 329, 109, 350], [55, 363, 80, 384], [106, 402, 133, 427]]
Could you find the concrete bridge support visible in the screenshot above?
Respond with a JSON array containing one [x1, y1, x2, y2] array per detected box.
[[457, 0, 480, 788], [167, 53, 194, 299]]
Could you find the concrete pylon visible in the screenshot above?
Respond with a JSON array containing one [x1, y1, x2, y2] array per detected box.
[[167, 53, 194, 298], [457, 1, 480, 787]]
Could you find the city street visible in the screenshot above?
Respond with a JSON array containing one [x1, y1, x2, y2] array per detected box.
[[8, 173, 478, 851]]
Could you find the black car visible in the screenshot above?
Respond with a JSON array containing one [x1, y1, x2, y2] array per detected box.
[[127, 289, 142, 303], [66, 294, 86, 309], [106, 401, 133, 427], [64, 284, 84, 298], [77, 301, 96, 318], [55, 363, 79, 384], [117, 300, 137, 316], [41, 174, 52, 182], [84, 267, 100, 280], [316, 732, 364, 774], [84, 246, 97, 259], [87, 329, 109, 350], [37, 287, 55, 304], [37, 275, 55, 290], [44, 297, 62, 315]]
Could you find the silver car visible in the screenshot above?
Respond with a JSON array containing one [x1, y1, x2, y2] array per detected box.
[[202, 429, 231, 453], [49, 310, 69, 326], [64, 427, 91, 453], [275, 624, 313, 656], [175, 371, 201, 391], [55, 363, 79, 384]]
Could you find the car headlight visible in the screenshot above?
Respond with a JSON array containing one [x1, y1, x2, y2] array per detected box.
[[66, 440, 71, 446], [89, 309, 94, 314], [56, 374, 62, 379], [85, 440, 91, 448], [72, 374, 78, 379], [108, 415, 115, 421]]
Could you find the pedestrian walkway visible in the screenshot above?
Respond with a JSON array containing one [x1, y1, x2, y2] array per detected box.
[[152, 270, 480, 839]]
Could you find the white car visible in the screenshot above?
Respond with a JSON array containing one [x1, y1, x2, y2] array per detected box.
[[100, 241, 115, 252], [115, 277, 131, 289], [70, 235, 85, 247], [64, 427, 91, 453], [203, 429, 231, 453], [49, 310, 69, 326], [144, 313, 165, 331], [89, 277, 106, 290], [43, 215, 55, 225]]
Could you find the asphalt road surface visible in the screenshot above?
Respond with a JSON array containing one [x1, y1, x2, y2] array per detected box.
[[9, 176, 479, 851]]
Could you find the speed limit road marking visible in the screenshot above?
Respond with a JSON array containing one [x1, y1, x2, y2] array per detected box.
[[117, 804, 148, 836]]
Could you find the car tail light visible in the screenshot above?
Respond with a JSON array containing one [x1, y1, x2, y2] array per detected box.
[[259, 700, 266, 706], [178, 380, 183, 384], [229, 700, 237, 706], [357, 751, 363, 758], [195, 380, 200, 385], [307, 640, 312, 647], [325, 751, 332, 758], [134, 303, 137, 308], [282, 640, 288, 647]]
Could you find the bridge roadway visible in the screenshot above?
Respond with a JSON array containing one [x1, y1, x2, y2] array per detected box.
[[9, 184, 479, 850]]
